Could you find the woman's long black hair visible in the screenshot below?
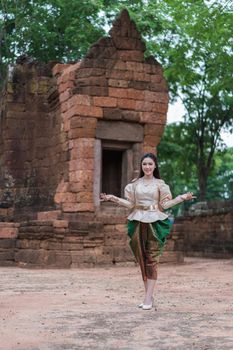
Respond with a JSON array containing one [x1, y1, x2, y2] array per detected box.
[[139, 153, 161, 179]]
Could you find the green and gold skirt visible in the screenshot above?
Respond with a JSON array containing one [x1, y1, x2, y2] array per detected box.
[[127, 219, 172, 281]]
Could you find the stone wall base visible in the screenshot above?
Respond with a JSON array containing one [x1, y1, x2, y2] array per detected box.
[[0, 210, 183, 268]]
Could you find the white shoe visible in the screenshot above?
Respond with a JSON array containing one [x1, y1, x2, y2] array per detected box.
[[142, 303, 153, 310], [138, 303, 144, 308], [142, 297, 154, 310]]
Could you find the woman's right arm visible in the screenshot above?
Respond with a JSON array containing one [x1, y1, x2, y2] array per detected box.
[[100, 193, 134, 209], [100, 183, 135, 209]]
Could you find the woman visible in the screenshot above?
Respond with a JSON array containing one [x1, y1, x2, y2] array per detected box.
[[100, 153, 195, 310]]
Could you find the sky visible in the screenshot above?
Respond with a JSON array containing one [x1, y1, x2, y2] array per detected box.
[[167, 101, 233, 148]]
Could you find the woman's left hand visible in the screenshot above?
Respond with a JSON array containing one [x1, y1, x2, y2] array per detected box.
[[181, 192, 196, 201]]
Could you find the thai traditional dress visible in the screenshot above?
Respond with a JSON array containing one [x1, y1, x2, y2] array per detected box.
[[113, 177, 184, 281]]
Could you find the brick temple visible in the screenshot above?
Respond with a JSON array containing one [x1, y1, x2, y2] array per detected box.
[[0, 10, 184, 267]]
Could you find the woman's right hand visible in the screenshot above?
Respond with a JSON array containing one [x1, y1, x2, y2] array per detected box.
[[100, 193, 113, 201]]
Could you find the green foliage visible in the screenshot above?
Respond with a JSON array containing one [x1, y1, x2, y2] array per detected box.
[[158, 123, 233, 202], [0, 0, 104, 82], [105, 0, 233, 199], [1, 0, 232, 201]]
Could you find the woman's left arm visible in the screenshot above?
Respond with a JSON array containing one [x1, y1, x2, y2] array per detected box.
[[159, 181, 196, 210]]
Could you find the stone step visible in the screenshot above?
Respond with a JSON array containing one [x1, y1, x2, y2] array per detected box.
[[37, 210, 62, 221], [0, 222, 19, 238]]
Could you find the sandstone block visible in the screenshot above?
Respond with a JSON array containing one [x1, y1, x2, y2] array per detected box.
[[135, 100, 152, 112], [126, 62, 144, 72], [144, 135, 160, 147], [62, 242, 83, 251], [108, 79, 128, 88], [117, 98, 136, 110], [59, 90, 71, 103], [76, 192, 93, 202], [69, 170, 93, 183], [69, 128, 95, 138], [93, 96, 117, 107], [62, 203, 94, 212], [58, 81, 74, 94], [133, 71, 151, 82], [68, 94, 92, 108], [109, 87, 127, 99], [52, 63, 70, 76], [74, 85, 108, 96], [62, 192, 77, 203], [0, 251, 14, 261], [144, 124, 164, 137], [107, 69, 133, 80], [0, 228, 18, 238], [66, 104, 103, 119], [70, 116, 97, 129], [117, 50, 144, 62], [37, 210, 61, 221], [127, 88, 144, 100], [140, 112, 166, 124], [69, 159, 94, 171], [40, 241, 62, 250], [150, 74, 162, 83], [152, 103, 168, 114]]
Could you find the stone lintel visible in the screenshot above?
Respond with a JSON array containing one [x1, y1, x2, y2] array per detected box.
[[96, 120, 143, 142]]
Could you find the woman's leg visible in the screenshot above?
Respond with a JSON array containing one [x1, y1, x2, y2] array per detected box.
[[143, 279, 156, 305]]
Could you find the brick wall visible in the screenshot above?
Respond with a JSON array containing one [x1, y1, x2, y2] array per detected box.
[[175, 201, 233, 258], [53, 9, 169, 213], [0, 60, 68, 213], [0, 10, 184, 268]]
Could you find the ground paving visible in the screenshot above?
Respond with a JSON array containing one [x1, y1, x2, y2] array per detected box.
[[0, 257, 233, 350]]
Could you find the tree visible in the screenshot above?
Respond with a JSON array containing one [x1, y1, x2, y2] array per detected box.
[[1, 0, 232, 200], [206, 147, 233, 200], [104, 0, 233, 200], [0, 0, 104, 85], [158, 123, 233, 202]]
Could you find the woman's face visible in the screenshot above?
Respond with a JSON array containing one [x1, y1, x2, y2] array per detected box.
[[141, 157, 155, 177]]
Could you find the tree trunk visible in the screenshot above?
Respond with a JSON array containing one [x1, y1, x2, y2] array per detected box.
[[197, 164, 208, 201]]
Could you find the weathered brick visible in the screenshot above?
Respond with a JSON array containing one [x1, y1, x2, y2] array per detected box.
[[62, 192, 77, 203], [133, 71, 151, 82], [58, 81, 75, 94], [68, 94, 92, 108], [53, 220, 69, 228], [69, 128, 96, 138], [76, 192, 93, 202], [144, 134, 160, 146], [117, 50, 144, 62], [150, 75, 162, 83], [69, 170, 93, 183], [152, 103, 168, 114], [135, 100, 152, 112], [70, 116, 97, 129], [109, 87, 127, 98], [62, 203, 94, 212], [65, 104, 103, 119], [69, 159, 94, 171], [117, 98, 136, 110], [52, 63, 70, 76], [37, 211, 61, 221], [59, 90, 71, 103], [140, 111, 166, 124], [126, 62, 144, 72], [108, 79, 128, 88], [0, 228, 18, 238], [93, 96, 117, 107], [144, 124, 165, 137]]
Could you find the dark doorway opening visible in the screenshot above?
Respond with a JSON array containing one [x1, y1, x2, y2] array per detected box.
[[102, 149, 123, 197]]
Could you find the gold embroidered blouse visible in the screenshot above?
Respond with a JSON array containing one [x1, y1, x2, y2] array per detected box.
[[113, 177, 183, 223]]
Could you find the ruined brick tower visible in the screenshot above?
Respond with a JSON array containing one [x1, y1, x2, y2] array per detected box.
[[0, 10, 183, 267]]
